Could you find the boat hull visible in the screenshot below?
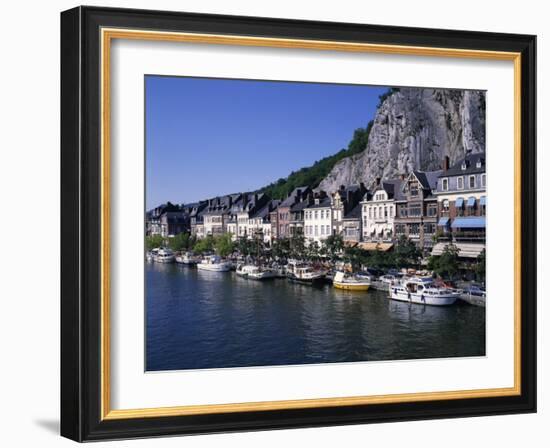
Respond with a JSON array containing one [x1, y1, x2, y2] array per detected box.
[[389, 288, 458, 306], [155, 256, 175, 263], [197, 264, 231, 272], [333, 282, 370, 291], [287, 274, 325, 285]]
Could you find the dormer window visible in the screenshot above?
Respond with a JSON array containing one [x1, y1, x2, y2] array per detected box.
[[461, 161, 467, 170], [441, 178, 449, 191], [476, 160, 482, 168]]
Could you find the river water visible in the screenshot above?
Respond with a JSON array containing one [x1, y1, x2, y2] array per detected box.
[[146, 262, 485, 371]]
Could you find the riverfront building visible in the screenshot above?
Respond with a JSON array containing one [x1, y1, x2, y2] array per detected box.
[[277, 186, 312, 239], [432, 153, 486, 259], [360, 178, 399, 242], [304, 192, 332, 244], [331, 184, 367, 236], [393, 170, 441, 252]]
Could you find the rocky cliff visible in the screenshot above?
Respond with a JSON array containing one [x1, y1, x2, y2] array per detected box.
[[317, 88, 486, 192]]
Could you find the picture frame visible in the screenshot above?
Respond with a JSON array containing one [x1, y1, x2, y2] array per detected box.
[[60, 5, 536, 442]]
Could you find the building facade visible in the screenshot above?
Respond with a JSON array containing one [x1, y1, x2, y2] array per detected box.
[[331, 184, 367, 237], [277, 186, 312, 239], [361, 179, 399, 242], [432, 153, 486, 259], [393, 170, 441, 251], [304, 193, 332, 244]]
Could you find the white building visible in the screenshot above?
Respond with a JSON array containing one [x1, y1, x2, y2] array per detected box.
[[361, 180, 399, 242], [304, 196, 333, 244]]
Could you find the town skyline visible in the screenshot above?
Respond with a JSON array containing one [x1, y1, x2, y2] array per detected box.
[[145, 75, 387, 209]]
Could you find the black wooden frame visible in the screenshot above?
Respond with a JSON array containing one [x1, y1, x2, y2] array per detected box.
[[61, 5, 537, 442]]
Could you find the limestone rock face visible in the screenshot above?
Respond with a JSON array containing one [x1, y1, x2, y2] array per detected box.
[[317, 88, 486, 192]]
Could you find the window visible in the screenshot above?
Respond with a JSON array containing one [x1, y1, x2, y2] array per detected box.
[[410, 224, 420, 235], [441, 178, 449, 191], [409, 204, 422, 217], [481, 174, 486, 188], [469, 175, 476, 189], [315, 225, 318, 236], [369, 208, 372, 219], [374, 208, 377, 218], [315, 211, 318, 219], [457, 176, 464, 189], [410, 183, 419, 196], [425, 223, 435, 234], [443, 199, 450, 213], [428, 204, 438, 216], [321, 226, 325, 235]]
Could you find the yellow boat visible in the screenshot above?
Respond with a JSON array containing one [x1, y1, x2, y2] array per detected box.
[[332, 272, 371, 291]]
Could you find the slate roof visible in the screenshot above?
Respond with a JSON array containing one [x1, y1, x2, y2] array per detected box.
[[343, 202, 362, 220], [441, 152, 486, 177], [306, 197, 332, 209], [279, 186, 310, 207]]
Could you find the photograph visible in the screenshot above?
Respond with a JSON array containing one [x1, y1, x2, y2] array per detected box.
[[144, 76, 487, 372]]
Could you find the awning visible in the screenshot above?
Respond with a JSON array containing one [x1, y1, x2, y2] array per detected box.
[[358, 242, 394, 252], [455, 197, 464, 208], [431, 242, 485, 258], [438, 217, 450, 226], [467, 197, 476, 207], [480, 196, 486, 206], [451, 216, 486, 229]]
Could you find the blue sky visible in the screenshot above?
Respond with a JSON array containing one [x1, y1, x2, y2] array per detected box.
[[145, 76, 387, 209]]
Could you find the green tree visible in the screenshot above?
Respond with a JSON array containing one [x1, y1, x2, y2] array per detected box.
[[305, 241, 321, 262], [430, 244, 461, 279], [289, 233, 306, 260], [271, 237, 290, 260], [236, 236, 254, 257], [322, 234, 344, 262], [393, 235, 422, 268], [168, 232, 190, 252], [343, 246, 367, 272], [214, 233, 234, 257], [193, 235, 214, 254], [145, 234, 165, 250]]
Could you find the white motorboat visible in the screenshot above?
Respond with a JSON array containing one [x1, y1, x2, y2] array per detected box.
[[175, 251, 201, 265], [236, 264, 276, 280], [389, 277, 460, 306], [196, 255, 232, 272], [154, 247, 175, 263], [286, 261, 325, 285]]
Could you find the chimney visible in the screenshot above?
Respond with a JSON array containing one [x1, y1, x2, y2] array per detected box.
[[400, 174, 406, 180], [375, 176, 381, 186], [442, 155, 450, 171]]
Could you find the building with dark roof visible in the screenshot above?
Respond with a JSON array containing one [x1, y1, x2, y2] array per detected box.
[[432, 153, 486, 259], [331, 183, 367, 237], [341, 202, 363, 242], [276, 186, 312, 238], [360, 178, 400, 243], [304, 192, 332, 244], [393, 169, 442, 251]]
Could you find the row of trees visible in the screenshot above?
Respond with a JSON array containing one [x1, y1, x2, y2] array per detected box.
[[145, 232, 235, 257], [147, 231, 485, 281]]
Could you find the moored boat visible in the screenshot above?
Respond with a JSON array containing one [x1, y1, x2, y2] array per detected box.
[[175, 251, 201, 265], [196, 255, 232, 272], [236, 264, 277, 280], [286, 261, 325, 285], [332, 271, 371, 291], [154, 247, 175, 263], [389, 277, 460, 306]]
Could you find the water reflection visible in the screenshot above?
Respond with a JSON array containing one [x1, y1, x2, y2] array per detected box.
[[146, 263, 485, 371]]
